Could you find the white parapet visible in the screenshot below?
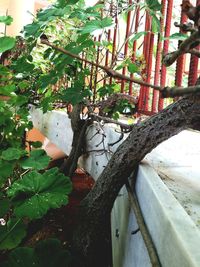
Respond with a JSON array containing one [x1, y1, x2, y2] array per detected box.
[[30, 108, 200, 267]]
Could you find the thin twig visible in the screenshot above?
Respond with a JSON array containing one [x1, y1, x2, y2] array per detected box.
[[41, 39, 162, 90], [90, 112, 133, 129], [41, 39, 200, 97], [126, 169, 161, 267]]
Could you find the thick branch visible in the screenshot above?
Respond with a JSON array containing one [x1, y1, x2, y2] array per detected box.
[[73, 94, 200, 267], [189, 48, 200, 57], [161, 85, 200, 97], [163, 30, 200, 66]]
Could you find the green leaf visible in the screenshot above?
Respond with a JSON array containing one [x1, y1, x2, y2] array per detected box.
[[130, 31, 147, 43], [24, 22, 43, 37], [37, 7, 66, 22], [8, 168, 72, 219], [35, 239, 71, 267], [0, 84, 16, 96], [0, 239, 70, 267], [0, 247, 37, 267], [1, 147, 26, 161], [0, 161, 14, 186], [98, 85, 114, 97], [0, 37, 16, 53], [81, 17, 113, 34], [0, 199, 10, 217], [12, 57, 35, 73], [20, 149, 50, 170], [146, 0, 161, 11], [150, 12, 160, 33], [0, 219, 26, 250], [66, 0, 80, 5], [61, 86, 92, 105], [0, 16, 13, 25], [164, 33, 188, 40], [128, 63, 139, 73], [1, 148, 26, 161]]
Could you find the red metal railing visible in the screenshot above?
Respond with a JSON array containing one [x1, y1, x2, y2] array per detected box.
[[86, 0, 199, 115]]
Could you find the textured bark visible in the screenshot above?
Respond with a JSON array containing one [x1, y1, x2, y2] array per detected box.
[[60, 104, 90, 177], [72, 95, 200, 267]]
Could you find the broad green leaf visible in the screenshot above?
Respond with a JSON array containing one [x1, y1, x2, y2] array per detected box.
[[130, 31, 147, 43], [128, 63, 139, 73], [146, 0, 161, 11], [98, 85, 115, 97], [0, 84, 16, 96], [37, 7, 66, 22], [1, 148, 26, 161], [58, 0, 79, 6], [150, 12, 160, 33], [8, 168, 72, 219], [0, 161, 14, 187], [0, 16, 13, 25], [81, 17, 113, 34], [0, 239, 70, 267], [24, 22, 43, 37], [20, 149, 51, 170], [0, 248, 37, 267], [164, 33, 188, 40], [35, 239, 71, 267], [0, 199, 10, 217], [12, 57, 35, 73], [8, 95, 28, 106], [66, 0, 80, 5], [0, 219, 26, 250], [0, 37, 16, 53], [61, 87, 92, 105]]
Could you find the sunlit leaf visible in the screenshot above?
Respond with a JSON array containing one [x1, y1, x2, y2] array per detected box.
[[128, 63, 139, 74], [164, 33, 188, 40], [0, 16, 13, 25], [0, 37, 15, 53], [146, 0, 161, 11], [81, 17, 113, 34]]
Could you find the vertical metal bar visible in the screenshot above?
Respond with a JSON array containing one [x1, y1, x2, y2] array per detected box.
[[121, 0, 133, 93], [103, 30, 111, 86], [144, 27, 154, 112], [175, 4, 187, 87], [110, 16, 118, 85], [188, 0, 200, 85], [158, 0, 173, 111], [89, 37, 96, 95], [93, 35, 101, 102], [152, 0, 166, 113], [138, 11, 150, 112], [129, 3, 140, 95]]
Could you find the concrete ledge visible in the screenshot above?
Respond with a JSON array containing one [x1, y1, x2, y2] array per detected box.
[[136, 162, 200, 267], [30, 108, 200, 267]]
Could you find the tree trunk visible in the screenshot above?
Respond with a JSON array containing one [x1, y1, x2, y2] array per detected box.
[[72, 95, 200, 267]]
